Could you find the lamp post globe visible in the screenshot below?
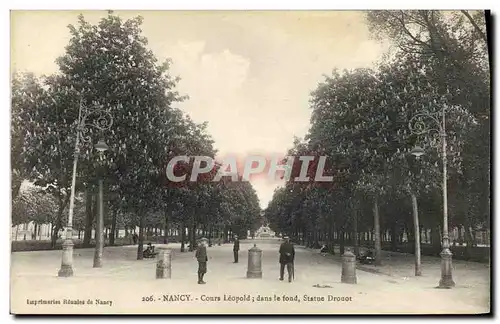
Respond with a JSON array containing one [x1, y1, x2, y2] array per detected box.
[[410, 145, 425, 158], [95, 139, 109, 153]]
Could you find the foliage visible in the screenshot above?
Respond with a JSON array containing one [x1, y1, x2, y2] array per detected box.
[[267, 10, 489, 252], [11, 12, 261, 249]]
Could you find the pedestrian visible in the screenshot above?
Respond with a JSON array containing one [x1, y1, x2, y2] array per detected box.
[[233, 235, 240, 263], [132, 233, 138, 245], [279, 236, 295, 282], [195, 237, 209, 284]]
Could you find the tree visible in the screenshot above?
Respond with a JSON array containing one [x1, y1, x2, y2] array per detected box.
[[367, 10, 490, 254], [267, 27, 484, 271], [51, 13, 190, 259], [11, 12, 263, 257], [12, 185, 58, 236]]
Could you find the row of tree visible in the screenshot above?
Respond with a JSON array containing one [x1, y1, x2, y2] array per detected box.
[[265, 11, 490, 274], [11, 12, 262, 259]]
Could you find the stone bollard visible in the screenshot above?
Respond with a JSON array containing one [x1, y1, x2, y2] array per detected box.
[[341, 249, 357, 284], [246, 244, 262, 278], [156, 248, 172, 279]]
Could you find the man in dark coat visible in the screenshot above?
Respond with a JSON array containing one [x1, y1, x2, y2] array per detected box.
[[195, 237, 209, 284], [233, 235, 240, 263], [279, 236, 295, 282]]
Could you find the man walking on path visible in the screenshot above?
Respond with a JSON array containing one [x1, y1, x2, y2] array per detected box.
[[195, 237, 209, 284], [279, 236, 295, 282], [233, 235, 240, 263]]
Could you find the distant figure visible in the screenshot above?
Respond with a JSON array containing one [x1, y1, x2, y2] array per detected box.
[[320, 244, 328, 253], [195, 237, 209, 284], [188, 241, 198, 250], [143, 243, 157, 258], [132, 233, 138, 245], [233, 235, 240, 263], [279, 236, 295, 282]]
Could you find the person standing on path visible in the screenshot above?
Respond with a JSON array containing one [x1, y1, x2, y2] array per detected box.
[[233, 235, 240, 263], [279, 236, 295, 282], [195, 237, 209, 284]]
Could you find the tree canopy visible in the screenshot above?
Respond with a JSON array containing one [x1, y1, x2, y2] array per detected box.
[[11, 12, 262, 252]]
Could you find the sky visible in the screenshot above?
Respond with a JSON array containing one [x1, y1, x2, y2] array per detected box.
[[11, 10, 387, 208]]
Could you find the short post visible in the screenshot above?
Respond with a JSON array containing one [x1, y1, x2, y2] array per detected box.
[[156, 248, 172, 279], [58, 239, 74, 277], [341, 249, 357, 284], [247, 244, 262, 278]]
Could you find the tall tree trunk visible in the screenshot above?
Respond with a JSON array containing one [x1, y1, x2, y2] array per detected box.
[[373, 195, 382, 266], [470, 227, 478, 247], [83, 190, 94, 246], [187, 226, 192, 247], [188, 224, 194, 252], [339, 229, 345, 255], [50, 224, 59, 248], [110, 209, 117, 246], [353, 205, 359, 256], [163, 210, 169, 244], [136, 215, 145, 260], [180, 223, 186, 252], [33, 223, 38, 240], [190, 222, 197, 251], [208, 225, 213, 245], [431, 225, 442, 255], [411, 192, 422, 276], [51, 202, 64, 249], [464, 224, 473, 256], [390, 223, 398, 251], [327, 222, 332, 252], [457, 226, 464, 245], [224, 225, 229, 243], [92, 195, 98, 240]]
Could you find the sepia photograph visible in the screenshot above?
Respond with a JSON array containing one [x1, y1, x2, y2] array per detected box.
[[9, 9, 491, 315]]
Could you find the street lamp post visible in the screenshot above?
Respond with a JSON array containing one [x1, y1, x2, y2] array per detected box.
[[58, 101, 113, 277], [409, 105, 455, 289]]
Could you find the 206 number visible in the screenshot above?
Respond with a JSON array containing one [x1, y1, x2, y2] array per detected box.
[[142, 295, 154, 302]]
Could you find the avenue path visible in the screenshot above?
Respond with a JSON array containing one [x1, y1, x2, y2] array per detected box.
[[11, 238, 490, 314]]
